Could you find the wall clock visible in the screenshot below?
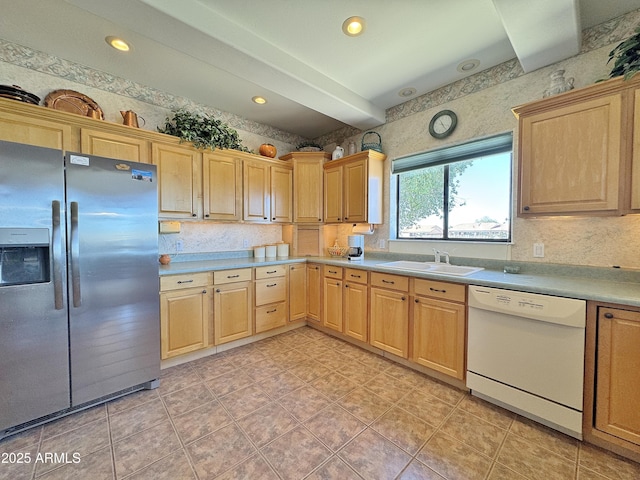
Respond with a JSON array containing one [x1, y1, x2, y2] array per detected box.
[[429, 109, 457, 139]]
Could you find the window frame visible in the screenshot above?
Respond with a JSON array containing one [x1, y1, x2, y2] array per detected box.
[[392, 133, 513, 243]]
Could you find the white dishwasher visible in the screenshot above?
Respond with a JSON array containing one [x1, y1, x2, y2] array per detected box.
[[467, 285, 586, 439]]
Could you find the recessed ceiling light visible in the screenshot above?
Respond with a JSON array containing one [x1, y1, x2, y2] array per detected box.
[[398, 87, 417, 98], [252, 96, 267, 105], [105, 36, 130, 52], [342, 16, 366, 36], [457, 59, 480, 73]]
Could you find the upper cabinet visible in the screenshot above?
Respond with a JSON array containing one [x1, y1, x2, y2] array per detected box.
[[152, 142, 200, 219], [243, 159, 293, 223], [81, 128, 150, 163], [281, 151, 331, 224], [203, 150, 242, 221], [513, 76, 640, 216], [323, 150, 386, 224]]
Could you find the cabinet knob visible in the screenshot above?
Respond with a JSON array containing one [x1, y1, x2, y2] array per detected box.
[[401, 296, 406, 301], [523, 206, 530, 211], [415, 299, 419, 303], [604, 312, 614, 319], [344, 217, 348, 220], [202, 290, 207, 294], [215, 288, 221, 293], [263, 217, 268, 220], [272, 217, 276, 220], [192, 213, 197, 217], [345, 284, 349, 288]]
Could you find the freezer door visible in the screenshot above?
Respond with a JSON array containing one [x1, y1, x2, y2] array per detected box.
[[0, 141, 70, 431], [65, 153, 160, 406]]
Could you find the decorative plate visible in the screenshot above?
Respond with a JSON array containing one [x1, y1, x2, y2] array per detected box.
[[44, 89, 104, 119]]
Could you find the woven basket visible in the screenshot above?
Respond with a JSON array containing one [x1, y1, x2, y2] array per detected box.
[[327, 245, 349, 257], [361, 131, 382, 153]]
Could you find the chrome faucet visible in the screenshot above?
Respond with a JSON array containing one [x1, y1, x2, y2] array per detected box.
[[442, 251, 450, 264], [432, 248, 440, 263]]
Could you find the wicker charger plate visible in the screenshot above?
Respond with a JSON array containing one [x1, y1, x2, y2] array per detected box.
[[44, 89, 104, 119]]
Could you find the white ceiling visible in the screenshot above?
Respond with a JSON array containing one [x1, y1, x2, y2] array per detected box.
[[1, 0, 640, 138]]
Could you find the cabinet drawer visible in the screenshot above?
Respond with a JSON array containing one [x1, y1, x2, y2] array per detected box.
[[370, 272, 409, 292], [255, 302, 287, 333], [160, 272, 210, 291], [413, 279, 466, 303], [323, 265, 343, 279], [344, 268, 368, 284], [213, 268, 252, 285], [255, 278, 287, 306], [255, 265, 286, 279]]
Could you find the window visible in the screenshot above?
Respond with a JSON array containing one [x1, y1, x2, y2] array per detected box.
[[393, 133, 512, 242]]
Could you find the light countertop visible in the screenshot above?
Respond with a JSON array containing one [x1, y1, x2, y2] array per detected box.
[[159, 254, 640, 307]]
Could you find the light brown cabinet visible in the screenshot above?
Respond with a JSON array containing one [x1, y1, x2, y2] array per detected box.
[[323, 150, 385, 224], [343, 268, 368, 342], [513, 75, 640, 216], [80, 128, 150, 163], [152, 142, 200, 219], [254, 265, 288, 333], [0, 101, 73, 150], [369, 272, 409, 358], [203, 150, 243, 221], [411, 279, 466, 380], [322, 266, 343, 332], [584, 302, 640, 462], [288, 263, 307, 322], [213, 268, 252, 345], [160, 272, 211, 359], [306, 264, 322, 324], [243, 160, 293, 223], [281, 151, 330, 223]]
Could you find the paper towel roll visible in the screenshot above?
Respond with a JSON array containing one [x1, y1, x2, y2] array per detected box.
[[352, 224, 374, 235]]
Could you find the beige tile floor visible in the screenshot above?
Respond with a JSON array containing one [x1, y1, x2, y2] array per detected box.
[[1, 326, 639, 480]]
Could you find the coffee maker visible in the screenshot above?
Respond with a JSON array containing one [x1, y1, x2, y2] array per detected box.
[[347, 235, 364, 261]]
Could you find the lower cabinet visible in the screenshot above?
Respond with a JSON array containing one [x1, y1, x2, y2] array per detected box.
[[306, 264, 322, 324], [255, 265, 288, 333], [585, 302, 640, 460], [160, 272, 211, 359], [411, 279, 466, 380], [369, 272, 409, 358], [288, 263, 307, 322], [344, 268, 369, 342], [213, 268, 253, 345], [322, 266, 343, 332]]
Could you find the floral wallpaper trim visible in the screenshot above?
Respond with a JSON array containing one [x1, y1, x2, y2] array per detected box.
[[0, 39, 304, 145]]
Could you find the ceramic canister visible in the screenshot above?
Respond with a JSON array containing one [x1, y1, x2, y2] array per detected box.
[[254, 246, 266, 258], [265, 244, 277, 257], [277, 243, 289, 257]]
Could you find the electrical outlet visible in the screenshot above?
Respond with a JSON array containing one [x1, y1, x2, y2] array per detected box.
[[176, 240, 184, 252], [533, 243, 544, 258], [378, 239, 386, 249], [243, 238, 250, 248]]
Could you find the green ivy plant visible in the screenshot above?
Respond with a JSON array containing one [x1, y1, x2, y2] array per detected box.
[[158, 109, 251, 152], [606, 26, 640, 80]]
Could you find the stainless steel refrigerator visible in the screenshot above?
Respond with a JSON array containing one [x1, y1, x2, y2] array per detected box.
[[0, 140, 160, 436]]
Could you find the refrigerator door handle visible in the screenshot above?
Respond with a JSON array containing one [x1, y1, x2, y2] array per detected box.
[[52, 200, 64, 310], [70, 201, 81, 308]]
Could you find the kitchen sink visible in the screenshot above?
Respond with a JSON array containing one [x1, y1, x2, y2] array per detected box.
[[428, 264, 484, 276], [376, 261, 483, 277], [376, 261, 437, 272]]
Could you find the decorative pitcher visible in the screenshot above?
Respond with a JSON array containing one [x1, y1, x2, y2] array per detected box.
[[332, 145, 344, 160], [120, 110, 145, 128]]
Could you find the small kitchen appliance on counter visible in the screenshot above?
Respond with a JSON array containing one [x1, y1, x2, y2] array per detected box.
[[347, 235, 364, 261]]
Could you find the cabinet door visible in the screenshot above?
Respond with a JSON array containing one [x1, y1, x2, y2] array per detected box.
[[307, 264, 322, 323], [344, 282, 368, 342], [519, 94, 623, 215], [289, 264, 307, 322], [412, 297, 466, 380], [81, 129, 150, 163], [270, 165, 293, 223], [243, 161, 270, 222], [152, 143, 200, 219], [631, 90, 640, 211], [324, 165, 343, 223], [294, 158, 324, 223], [370, 287, 409, 358], [160, 287, 210, 359], [343, 158, 367, 223], [323, 276, 343, 332], [214, 281, 252, 345], [595, 307, 640, 445], [203, 152, 242, 221], [0, 111, 73, 150]]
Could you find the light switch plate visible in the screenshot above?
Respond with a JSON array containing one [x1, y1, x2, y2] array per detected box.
[[533, 243, 544, 258]]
